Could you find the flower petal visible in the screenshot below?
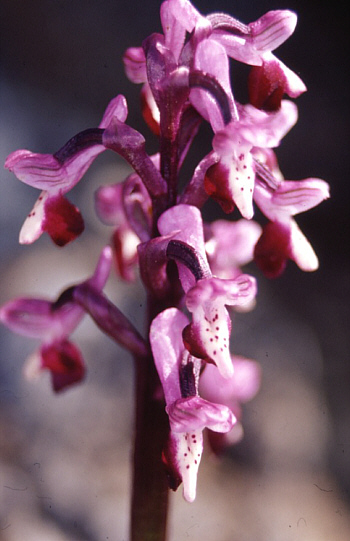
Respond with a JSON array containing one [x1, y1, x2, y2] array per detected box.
[[0, 298, 55, 339], [168, 0, 203, 34], [19, 190, 47, 244], [289, 220, 319, 272], [254, 176, 330, 224], [199, 355, 261, 405], [263, 53, 307, 98], [158, 204, 210, 292], [163, 430, 203, 502], [248, 58, 306, 110], [161, 0, 187, 62], [190, 39, 234, 133], [270, 178, 330, 217], [249, 10, 297, 53], [150, 308, 189, 406], [95, 183, 125, 225], [123, 47, 147, 83], [205, 219, 262, 278], [41, 339, 85, 392], [167, 395, 236, 433], [254, 220, 290, 278], [5, 96, 126, 196], [88, 245, 113, 290], [42, 193, 84, 246], [112, 226, 139, 281], [184, 275, 257, 378]]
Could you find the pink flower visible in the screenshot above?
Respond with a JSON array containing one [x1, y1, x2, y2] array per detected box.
[[5, 96, 128, 246], [253, 176, 330, 277], [168, 1, 306, 97], [204, 100, 298, 218], [183, 275, 257, 379], [200, 355, 261, 452], [150, 307, 236, 501], [205, 218, 262, 279], [0, 247, 112, 391], [158, 205, 257, 378], [95, 172, 152, 281]]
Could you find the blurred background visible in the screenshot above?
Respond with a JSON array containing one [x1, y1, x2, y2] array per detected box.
[[0, 1, 349, 540]]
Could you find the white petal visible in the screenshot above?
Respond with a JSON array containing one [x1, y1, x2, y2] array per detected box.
[[290, 220, 318, 271], [19, 191, 48, 244]]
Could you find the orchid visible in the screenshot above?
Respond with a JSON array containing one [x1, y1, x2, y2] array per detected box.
[[204, 218, 262, 279], [5, 96, 128, 246], [150, 307, 236, 502], [0, 246, 112, 391], [253, 166, 330, 276], [1, 1, 329, 539], [204, 100, 297, 217], [184, 274, 257, 379], [199, 355, 261, 453], [157, 204, 257, 378], [167, 0, 306, 96], [95, 171, 152, 280]]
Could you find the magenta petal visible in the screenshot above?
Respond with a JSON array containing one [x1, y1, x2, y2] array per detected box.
[[5, 140, 105, 193], [158, 204, 210, 292], [190, 39, 234, 133], [168, 0, 203, 34], [271, 178, 330, 216], [43, 193, 84, 246], [4, 97, 125, 198], [205, 219, 262, 278], [0, 298, 54, 338], [248, 60, 287, 111], [5, 150, 67, 190], [88, 246, 113, 290], [123, 47, 147, 83], [249, 10, 297, 53], [150, 308, 189, 406], [184, 275, 257, 377], [41, 340, 85, 392], [161, 0, 187, 62], [200, 356, 261, 405], [99, 94, 128, 127], [167, 395, 236, 433], [0, 294, 84, 343], [95, 183, 125, 225]]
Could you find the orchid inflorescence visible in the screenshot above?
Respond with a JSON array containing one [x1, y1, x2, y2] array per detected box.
[[1, 0, 329, 509]]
